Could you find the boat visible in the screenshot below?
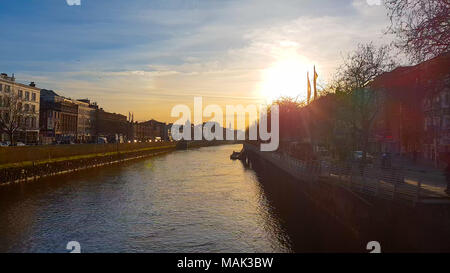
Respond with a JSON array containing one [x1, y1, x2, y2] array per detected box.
[[230, 151, 241, 160]]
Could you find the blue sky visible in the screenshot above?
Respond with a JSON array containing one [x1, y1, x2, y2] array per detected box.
[[0, 0, 391, 122]]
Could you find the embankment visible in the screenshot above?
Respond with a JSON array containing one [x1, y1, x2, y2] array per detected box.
[[0, 142, 176, 185], [0, 140, 241, 186], [244, 143, 450, 252]]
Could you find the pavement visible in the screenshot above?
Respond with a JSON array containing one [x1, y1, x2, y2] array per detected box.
[[382, 155, 448, 197]]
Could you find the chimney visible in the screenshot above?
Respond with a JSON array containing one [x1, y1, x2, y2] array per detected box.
[[29, 82, 36, 87]]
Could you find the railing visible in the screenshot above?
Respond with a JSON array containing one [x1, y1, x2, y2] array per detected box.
[[244, 143, 447, 206], [320, 161, 424, 205]]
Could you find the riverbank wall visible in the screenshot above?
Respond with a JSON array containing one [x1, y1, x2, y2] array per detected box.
[[244, 143, 450, 252], [0, 140, 242, 186], [0, 142, 177, 185], [175, 140, 242, 149]]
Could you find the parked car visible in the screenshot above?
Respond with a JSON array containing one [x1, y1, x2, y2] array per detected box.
[[352, 151, 374, 163], [97, 137, 108, 144], [0, 141, 25, 146]]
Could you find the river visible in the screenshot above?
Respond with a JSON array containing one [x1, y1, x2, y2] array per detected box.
[[0, 144, 358, 253]]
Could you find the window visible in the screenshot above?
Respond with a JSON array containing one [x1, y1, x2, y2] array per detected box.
[[31, 105, 36, 113], [0, 84, 2, 92], [32, 93, 36, 101], [5, 85, 10, 93], [18, 90, 23, 98], [25, 91, 30, 101], [24, 104, 30, 112]]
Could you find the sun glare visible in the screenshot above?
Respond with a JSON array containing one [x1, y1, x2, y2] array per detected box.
[[259, 53, 313, 103]]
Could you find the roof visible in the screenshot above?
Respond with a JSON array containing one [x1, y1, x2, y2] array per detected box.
[[0, 77, 41, 91], [40, 89, 60, 97]]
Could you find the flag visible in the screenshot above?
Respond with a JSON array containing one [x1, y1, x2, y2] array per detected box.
[[307, 72, 311, 104], [313, 66, 318, 100]]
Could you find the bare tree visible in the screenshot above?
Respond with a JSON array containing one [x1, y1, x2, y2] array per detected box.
[[337, 43, 396, 91], [334, 43, 395, 163], [385, 0, 450, 62], [0, 92, 31, 145]]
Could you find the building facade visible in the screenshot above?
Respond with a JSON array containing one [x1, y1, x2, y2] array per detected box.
[[132, 121, 153, 142], [39, 89, 78, 144], [0, 73, 40, 144], [370, 52, 450, 165], [131, 119, 170, 142], [73, 99, 97, 143], [95, 108, 128, 143]]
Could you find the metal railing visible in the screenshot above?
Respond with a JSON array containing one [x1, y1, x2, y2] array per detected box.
[[244, 144, 448, 205], [316, 160, 449, 205]]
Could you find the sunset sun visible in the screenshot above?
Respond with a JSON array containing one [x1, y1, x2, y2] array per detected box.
[[260, 53, 313, 103]]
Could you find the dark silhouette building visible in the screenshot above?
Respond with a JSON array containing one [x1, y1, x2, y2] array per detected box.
[[95, 108, 128, 143], [371, 52, 450, 164]]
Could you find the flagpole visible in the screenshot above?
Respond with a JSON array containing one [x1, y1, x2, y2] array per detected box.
[[313, 66, 318, 100], [307, 72, 311, 104]]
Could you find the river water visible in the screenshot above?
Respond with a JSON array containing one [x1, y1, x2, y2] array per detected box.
[[0, 144, 358, 253]]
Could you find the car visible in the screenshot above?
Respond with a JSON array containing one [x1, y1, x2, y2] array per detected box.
[[16, 142, 26, 146], [352, 151, 374, 163], [97, 137, 108, 144]]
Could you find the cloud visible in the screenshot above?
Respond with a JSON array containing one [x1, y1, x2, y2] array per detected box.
[[4, 0, 393, 122], [366, 0, 382, 6], [66, 0, 81, 6]]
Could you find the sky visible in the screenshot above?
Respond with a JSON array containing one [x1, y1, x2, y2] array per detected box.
[[0, 0, 392, 123]]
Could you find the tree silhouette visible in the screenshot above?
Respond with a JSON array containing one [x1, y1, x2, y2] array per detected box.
[[334, 43, 395, 162], [386, 0, 450, 62], [0, 91, 33, 145]]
